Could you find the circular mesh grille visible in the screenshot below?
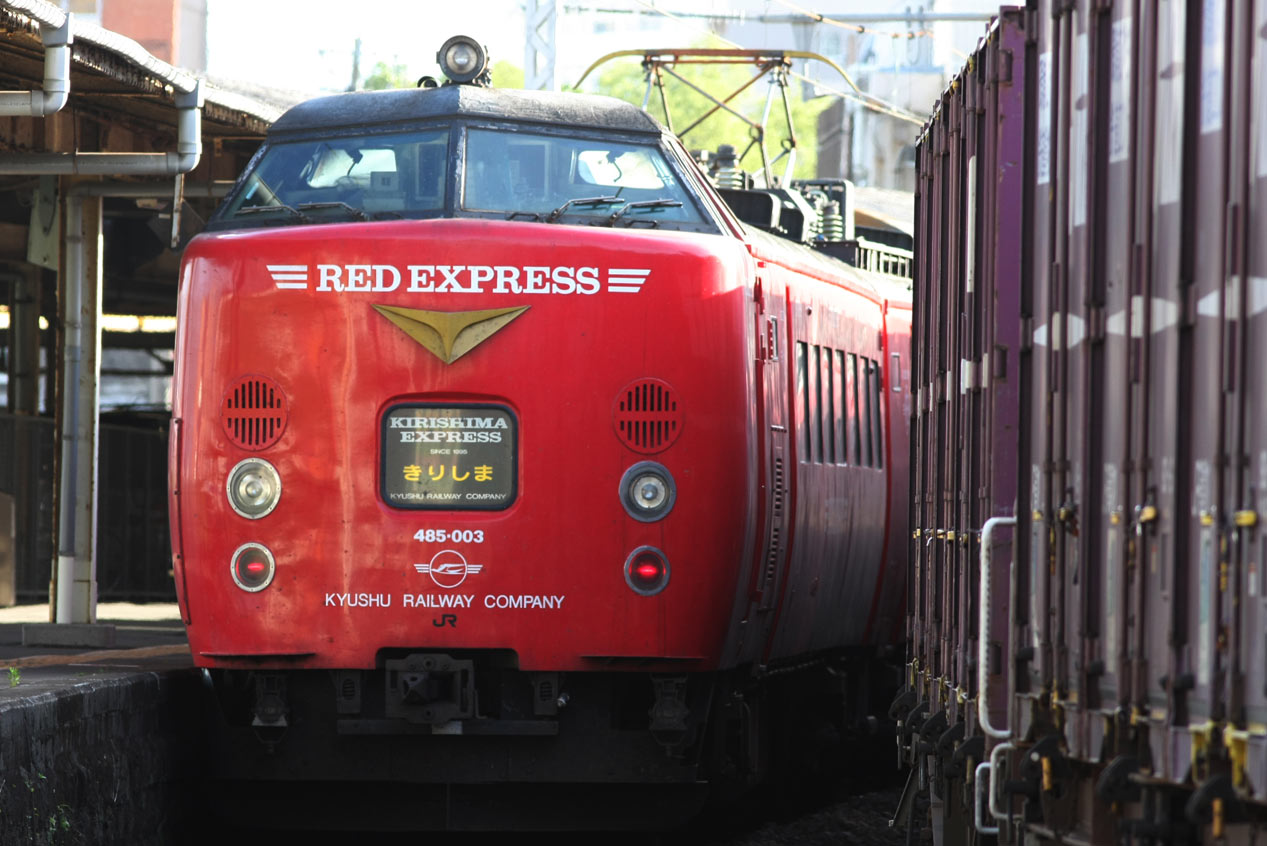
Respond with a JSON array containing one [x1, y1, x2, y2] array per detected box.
[[222, 375, 287, 451], [613, 378, 682, 454]]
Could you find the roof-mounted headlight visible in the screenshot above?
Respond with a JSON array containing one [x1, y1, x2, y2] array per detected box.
[[437, 35, 489, 86]]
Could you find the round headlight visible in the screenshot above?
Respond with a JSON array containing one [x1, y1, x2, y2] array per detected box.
[[437, 35, 488, 84], [226, 458, 282, 519], [231, 543, 275, 592], [619, 461, 676, 522]]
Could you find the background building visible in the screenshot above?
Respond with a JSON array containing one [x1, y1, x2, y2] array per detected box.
[[58, 0, 207, 70]]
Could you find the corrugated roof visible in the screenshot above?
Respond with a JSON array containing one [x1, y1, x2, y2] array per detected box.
[[0, 0, 286, 134]]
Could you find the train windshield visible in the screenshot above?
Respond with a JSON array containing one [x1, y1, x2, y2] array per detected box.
[[463, 128, 704, 226], [219, 129, 449, 224]]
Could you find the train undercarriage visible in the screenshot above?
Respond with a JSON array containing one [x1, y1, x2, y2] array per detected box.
[[197, 649, 896, 830]]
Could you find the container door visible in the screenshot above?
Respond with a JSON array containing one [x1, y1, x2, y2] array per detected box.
[[1183, 0, 1234, 771], [1223, 0, 1266, 792], [1089, 0, 1141, 729], [1239, 0, 1267, 790], [1021, 0, 1058, 730], [1137, 0, 1190, 784], [985, 9, 1028, 735]]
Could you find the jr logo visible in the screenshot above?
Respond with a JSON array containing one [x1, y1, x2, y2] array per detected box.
[[433, 614, 458, 628]]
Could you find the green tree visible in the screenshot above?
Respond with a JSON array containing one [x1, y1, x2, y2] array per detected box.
[[590, 40, 835, 181], [490, 60, 524, 89], [362, 60, 411, 90]]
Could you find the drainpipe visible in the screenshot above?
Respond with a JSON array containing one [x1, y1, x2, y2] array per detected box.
[[0, 17, 71, 117], [54, 179, 205, 626], [0, 80, 203, 175], [55, 189, 99, 624]]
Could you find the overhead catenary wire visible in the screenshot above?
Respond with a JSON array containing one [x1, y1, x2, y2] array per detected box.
[[769, 0, 973, 61], [769, 0, 935, 40], [565, 1, 987, 52], [621, 0, 926, 125]]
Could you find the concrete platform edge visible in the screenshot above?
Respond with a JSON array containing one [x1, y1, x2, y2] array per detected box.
[[22, 622, 118, 647], [0, 667, 207, 845]]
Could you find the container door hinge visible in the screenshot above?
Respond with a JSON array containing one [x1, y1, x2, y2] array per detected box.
[[998, 49, 1014, 85]]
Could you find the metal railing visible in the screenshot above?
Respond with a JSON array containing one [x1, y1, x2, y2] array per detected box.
[[0, 411, 173, 602]]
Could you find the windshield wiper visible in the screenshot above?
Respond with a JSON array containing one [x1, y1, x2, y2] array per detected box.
[[234, 203, 312, 223], [295, 201, 368, 221], [546, 195, 624, 223], [607, 199, 683, 226]]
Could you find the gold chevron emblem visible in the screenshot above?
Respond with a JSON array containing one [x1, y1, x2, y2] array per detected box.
[[373, 304, 529, 365]]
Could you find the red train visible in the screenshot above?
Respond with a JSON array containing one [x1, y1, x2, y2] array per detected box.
[[169, 37, 912, 828]]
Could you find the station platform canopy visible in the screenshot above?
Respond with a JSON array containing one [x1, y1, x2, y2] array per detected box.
[[0, 0, 294, 632]]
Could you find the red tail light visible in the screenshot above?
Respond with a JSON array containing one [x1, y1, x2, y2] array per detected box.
[[231, 543, 276, 592], [624, 546, 670, 596]]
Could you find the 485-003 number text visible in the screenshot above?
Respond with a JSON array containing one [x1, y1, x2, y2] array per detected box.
[[414, 529, 485, 543]]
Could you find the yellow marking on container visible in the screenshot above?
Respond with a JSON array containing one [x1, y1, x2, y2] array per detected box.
[[1190, 721, 1216, 767], [1200, 511, 1215, 527], [1138, 505, 1158, 524], [1224, 727, 1251, 789], [1042, 757, 1053, 792], [1235, 510, 1259, 528]]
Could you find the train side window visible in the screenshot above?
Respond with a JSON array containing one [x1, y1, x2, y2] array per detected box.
[[833, 349, 846, 465], [861, 356, 874, 467], [809, 344, 822, 464], [822, 346, 837, 464], [846, 353, 860, 465], [871, 359, 884, 468], [795, 341, 809, 460]]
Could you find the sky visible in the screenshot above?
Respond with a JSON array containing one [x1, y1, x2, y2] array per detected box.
[[206, 1, 528, 94], [202, 0, 998, 98]]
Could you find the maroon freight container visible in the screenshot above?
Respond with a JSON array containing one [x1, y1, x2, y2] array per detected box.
[[901, 1, 1267, 842], [905, 5, 1028, 836]]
